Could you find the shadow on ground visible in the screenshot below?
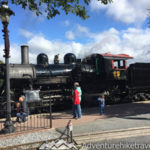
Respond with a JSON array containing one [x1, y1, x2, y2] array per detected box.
[[52, 101, 150, 121], [81, 101, 150, 120]]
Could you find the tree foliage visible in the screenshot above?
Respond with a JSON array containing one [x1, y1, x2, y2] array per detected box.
[[2, 0, 113, 20]]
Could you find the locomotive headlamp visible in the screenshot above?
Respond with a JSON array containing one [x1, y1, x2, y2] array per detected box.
[[0, 2, 14, 25]]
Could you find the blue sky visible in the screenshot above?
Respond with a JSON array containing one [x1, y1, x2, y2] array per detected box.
[[0, 0, 150, 64]]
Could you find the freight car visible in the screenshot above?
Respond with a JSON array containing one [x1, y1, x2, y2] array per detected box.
[[0, 45, 150, 109], [127, 63, 150, 101]]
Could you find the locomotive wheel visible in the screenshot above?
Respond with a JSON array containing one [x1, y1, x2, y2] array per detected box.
[[132, 93, 150, 102], [132, 94, 139, 101], [139, 93, 147, 101], [145, 93, 150, 100]]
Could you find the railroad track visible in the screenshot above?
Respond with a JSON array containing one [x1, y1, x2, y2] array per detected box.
[[1, 126, 150, 150]]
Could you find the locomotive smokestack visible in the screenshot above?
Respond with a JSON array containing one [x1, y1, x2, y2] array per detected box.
[[21, 45, 29, 64]]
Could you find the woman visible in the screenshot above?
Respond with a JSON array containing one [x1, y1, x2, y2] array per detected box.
[[71, 82, 82, 119]]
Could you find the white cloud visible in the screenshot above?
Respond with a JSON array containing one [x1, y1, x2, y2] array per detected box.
[[61, 20, 70, 27], [90, 0, 149, 24], [19, 29, 34, 38], [64, 20, 70, 26], [65, 31, 75, 40], [28, 36, 53, 52], [65, 24, 95, 40], [76, 24, 90, 35], [90, 27, 150, 63], [1, 26, 150, 65], [93, 28, 120, 43], [0, 44, 21, 64]]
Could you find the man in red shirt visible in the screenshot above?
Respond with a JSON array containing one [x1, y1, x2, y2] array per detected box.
[[72, 82, 82, 119]]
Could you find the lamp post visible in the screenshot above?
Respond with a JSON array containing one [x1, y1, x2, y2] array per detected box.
[[0, 1, 15, 133]]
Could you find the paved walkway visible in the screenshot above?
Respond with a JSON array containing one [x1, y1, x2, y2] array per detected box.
[[55, 101, 150, 135], [0, 101, 150, 148]]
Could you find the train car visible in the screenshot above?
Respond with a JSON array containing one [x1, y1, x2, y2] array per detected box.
[[127, 63, 150, 101]]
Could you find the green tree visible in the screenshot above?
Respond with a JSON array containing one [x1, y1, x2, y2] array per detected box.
[[3, 0, 113, 20]]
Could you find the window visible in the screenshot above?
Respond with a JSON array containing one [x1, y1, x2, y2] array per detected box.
[[113, 60, 125, 69], [114, 61, 118, 68]]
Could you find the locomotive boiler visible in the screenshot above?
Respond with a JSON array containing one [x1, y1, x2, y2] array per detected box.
[[0, 45, 81, 106]]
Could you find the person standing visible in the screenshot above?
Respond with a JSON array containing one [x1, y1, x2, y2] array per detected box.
[[98, 94, 105, 115], [75, 82, 82, 102], [71, 82, 82, 119]]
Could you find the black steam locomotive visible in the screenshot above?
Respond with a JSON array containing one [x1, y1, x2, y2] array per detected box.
[[0, 45, 150, 108]]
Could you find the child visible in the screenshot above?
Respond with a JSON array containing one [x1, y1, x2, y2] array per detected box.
[[98, 94, 105, 115]]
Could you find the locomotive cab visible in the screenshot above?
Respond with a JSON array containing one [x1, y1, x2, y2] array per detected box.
[[112, 59, 126, 80], [81, 53, 133, 94], [82, 53, 133, 80], [101, 53, 133, 81]]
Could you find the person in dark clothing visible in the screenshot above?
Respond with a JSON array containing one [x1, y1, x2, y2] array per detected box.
[[16, 95, 29, 122]]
